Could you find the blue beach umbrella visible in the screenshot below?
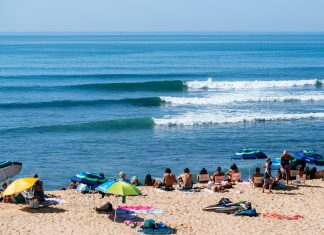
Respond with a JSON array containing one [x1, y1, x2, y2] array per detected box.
[[294, 150, 324, 166], [95, 180, 116, 193], [232, 148, 267, 160], [231, 148, 267, 177], [0, 161, 22, 182], [71, 172, 107, 187]]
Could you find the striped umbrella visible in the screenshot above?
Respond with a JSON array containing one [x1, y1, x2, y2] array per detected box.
[[0, 161, 22, 182], [231, 148, 267, 177], [71, 172, 106, 187], [294, 150, 324, 166]]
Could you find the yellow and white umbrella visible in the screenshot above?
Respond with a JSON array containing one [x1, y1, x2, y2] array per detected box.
[[3, 177, 38, 196]]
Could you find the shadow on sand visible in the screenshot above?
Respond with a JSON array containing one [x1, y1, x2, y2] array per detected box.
[[20, 206, 67, 214]]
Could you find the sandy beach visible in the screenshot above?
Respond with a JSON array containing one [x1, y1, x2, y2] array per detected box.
[[1, 179, 323, 235]]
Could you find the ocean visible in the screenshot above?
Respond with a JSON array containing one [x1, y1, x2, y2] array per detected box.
[[0, 33, 323, 190]]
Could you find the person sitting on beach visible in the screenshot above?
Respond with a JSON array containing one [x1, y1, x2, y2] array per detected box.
[[178, 168, 193, 190], [227, 163, 240, 182], [280, 150, 293, 185], [250, 167, 264, 187], [33, 174, 45, 202], [69, 181, 79, 190], [144, 174, 156, 186], [262, 158, 273, 193], [131, 176, 141, 186], [297, 165, 305, 179], [162, 168, 177, 191], [119, 171, 131, 183], [197, 168, 209, 184], [211, 167, 225, 183], [0, 182, 12, 203]]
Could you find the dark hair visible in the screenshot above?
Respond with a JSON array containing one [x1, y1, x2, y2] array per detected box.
[[256, 167, 260, 173], [230, 163, 238, 171], [200, 168, 208, 174], [184, 168, 190, 173], [33, 174, 38, 178], [165, 168, 171, 174], [217, 166, 221, 172], [144, 174, 154, 186]]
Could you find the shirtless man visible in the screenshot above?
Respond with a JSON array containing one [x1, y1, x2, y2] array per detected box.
[[280, 150, 293, 185], [178, 168, 193, 189], [162, 168, 177, 190]]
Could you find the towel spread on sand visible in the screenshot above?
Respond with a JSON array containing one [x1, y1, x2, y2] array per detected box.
[[117, 205, 164, 216], [108, 214, 137, 219], [263, 213, 303, 220], [44, 198, 64, 204], [137, 222, 175, 234], [123, 220, 144, 226]]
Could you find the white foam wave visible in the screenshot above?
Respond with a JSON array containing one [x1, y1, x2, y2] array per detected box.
[[153, 112, 324, 126], [161, 94, 324, 105], [186, 78, 322, 90]]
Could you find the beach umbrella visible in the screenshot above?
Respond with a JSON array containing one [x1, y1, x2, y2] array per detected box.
[[71, 172, 106, 187], [231, 148, 267, 177], [294, 150, 324, 166], [104, 181, 141, 222], [3, 177, 38, 196], [95, 180, 116, 193], [0, 161, 22, 182]]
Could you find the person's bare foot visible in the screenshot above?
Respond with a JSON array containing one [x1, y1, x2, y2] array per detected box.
[[262, 190, 265, 193]]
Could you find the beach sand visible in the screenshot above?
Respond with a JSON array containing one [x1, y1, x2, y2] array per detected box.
[[1, 179, 323, 235]]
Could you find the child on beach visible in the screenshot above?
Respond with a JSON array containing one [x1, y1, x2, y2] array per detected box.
[[262, 158, 273, 193]]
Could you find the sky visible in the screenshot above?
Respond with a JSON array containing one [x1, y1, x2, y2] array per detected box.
[[0, 0, 324, 32]]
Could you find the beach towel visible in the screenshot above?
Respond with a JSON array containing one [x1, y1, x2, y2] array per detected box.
[[179, 188, 201, 193], [137, 222, 175, 234], [263, 213, 303, 220], [44, 198, 64, 205], [117, 205, 164, 216], [123, 220, 144, 226], [108, 214, 137, 220]]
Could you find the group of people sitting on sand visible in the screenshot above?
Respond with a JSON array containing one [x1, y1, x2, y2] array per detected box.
[[66, 149, 324, 194], [0, 174, 45, 203]]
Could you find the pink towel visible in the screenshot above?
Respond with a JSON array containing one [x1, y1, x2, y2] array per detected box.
[[117, 205, 153, 210]]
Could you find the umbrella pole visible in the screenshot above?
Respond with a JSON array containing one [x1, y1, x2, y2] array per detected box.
[[114, 196, 118, 222], [248, 160, 251, 179]]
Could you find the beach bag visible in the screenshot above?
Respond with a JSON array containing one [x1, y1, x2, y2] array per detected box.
[[235, 208, 257, 217], [29, 199, 39, 209], [143, 219, 155, 229]]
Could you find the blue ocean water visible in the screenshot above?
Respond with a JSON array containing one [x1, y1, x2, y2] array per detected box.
[[0, 33, 323, 190]]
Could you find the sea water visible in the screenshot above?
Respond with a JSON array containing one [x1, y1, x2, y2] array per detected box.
[[0, 33, 323, 189]]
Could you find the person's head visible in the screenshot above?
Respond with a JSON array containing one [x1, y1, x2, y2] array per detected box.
[[200, 168, 208, 174], [255, 167, 260, 173], [230, 163, 238, 171], [217, 166, 222, 173], [131, 176, 138, 183], [119, 171, 126, 179], [99, 173, 105, 178], [165, 168, 171, 174], [1, 182, 8, 189], [311, 167, 317, 172], [33, 174, 39, 178], [283, 150, 289, 155], [184, 168, 190, 174], [278, 169, 282, 174], [299, 165, 304, 171], [266, 158, 271, 163], [145, 174, 152, 181]]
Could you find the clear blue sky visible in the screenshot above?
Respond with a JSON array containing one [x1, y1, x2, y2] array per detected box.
[[1, 0, 323, 32]]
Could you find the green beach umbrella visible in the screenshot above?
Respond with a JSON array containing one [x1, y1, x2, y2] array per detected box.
[[105, 181, 141, 222], [106, 180, 141, 196]]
